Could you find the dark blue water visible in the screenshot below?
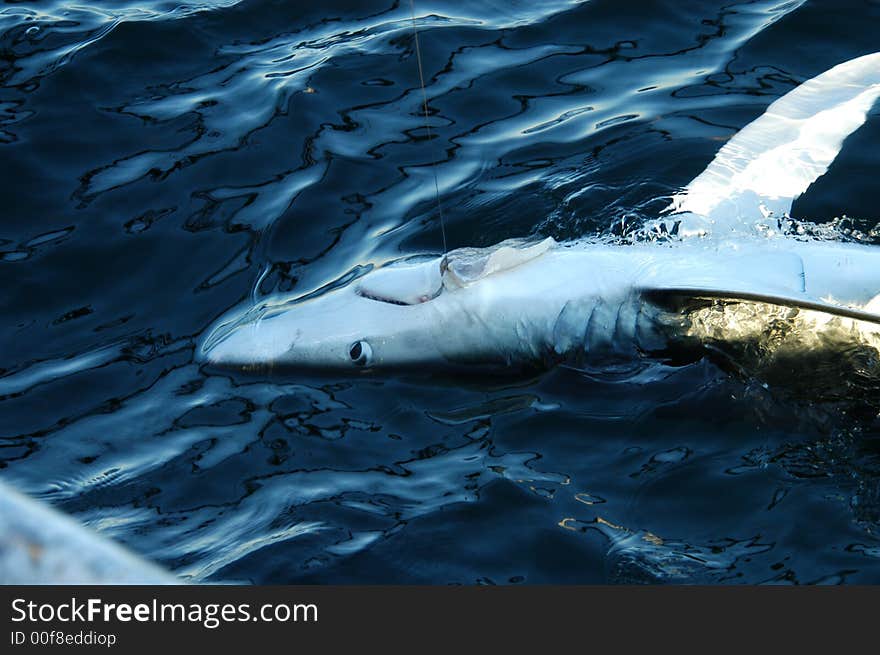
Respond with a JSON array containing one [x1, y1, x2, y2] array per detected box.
[[2, 0, 880, 584]]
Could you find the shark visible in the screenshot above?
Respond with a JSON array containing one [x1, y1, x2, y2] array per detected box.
[[198, 53, 880, 377]]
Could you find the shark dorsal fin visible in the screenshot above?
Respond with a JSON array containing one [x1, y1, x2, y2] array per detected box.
[[441, 237, 556, 289], [661, 52, 880, 237]]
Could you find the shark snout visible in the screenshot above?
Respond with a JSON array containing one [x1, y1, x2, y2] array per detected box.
[[198, 285, 442, 371], [199, 311, 304, 368]]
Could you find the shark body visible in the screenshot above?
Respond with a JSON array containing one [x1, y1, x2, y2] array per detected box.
[[199, 53, 880, 375]]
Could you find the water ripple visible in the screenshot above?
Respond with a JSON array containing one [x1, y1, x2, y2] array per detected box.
[[0, 1, 245, 86]]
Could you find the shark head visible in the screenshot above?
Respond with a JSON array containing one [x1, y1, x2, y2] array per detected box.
[[197, 238, 567, 373], [198, 257, 451, 371]]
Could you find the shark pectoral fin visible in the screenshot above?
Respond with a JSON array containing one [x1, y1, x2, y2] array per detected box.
[[661, 52, 880, 236], [640, 249, 880, 327], [641, 287, 880, 328]]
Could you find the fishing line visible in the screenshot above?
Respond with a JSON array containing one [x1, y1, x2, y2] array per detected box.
[[408, 0, 448, 254]]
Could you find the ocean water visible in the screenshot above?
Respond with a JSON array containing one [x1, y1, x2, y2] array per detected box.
[[2, 0, 880, 584]]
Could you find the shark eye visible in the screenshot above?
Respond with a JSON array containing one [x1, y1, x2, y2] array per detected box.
[[349, 340, 372, 366]]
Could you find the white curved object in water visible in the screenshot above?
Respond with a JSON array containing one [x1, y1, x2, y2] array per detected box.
[[0, 480, 178, 584], [198, 53, 880, 374]]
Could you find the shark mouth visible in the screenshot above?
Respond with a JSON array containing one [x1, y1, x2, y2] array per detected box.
[[355, 288, 423, 306], [354, 237, 558, 306], [354, 257, 443, 306]]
